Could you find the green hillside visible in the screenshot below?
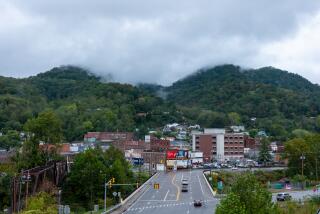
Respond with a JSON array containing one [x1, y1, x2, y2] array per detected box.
[[166, 64, 320, 138], [1, 64, 320, 143], [0, 66, 181, 142]]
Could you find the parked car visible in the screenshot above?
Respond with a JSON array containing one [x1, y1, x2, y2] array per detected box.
[[231, 167, 238, 171], [276, 193, 292, 201]]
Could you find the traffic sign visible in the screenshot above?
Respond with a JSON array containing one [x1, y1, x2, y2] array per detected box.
[[112, 192, 117, 197]]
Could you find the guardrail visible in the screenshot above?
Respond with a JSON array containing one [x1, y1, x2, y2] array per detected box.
[[202, 170, 216, 197], [101, 172, 159, 214]]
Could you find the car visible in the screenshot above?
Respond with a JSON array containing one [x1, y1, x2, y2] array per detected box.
[[276, 193, 292, 201], [231, 167, 238, 170], [193, 200, 202, 207], [181, 180, 188, 192]]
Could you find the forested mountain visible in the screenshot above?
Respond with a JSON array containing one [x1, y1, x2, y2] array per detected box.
[[0, 66, 182, 142], [1, 64, 320, 143], [166, 65, 320, 138]]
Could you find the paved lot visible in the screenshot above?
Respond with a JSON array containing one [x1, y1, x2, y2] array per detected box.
[[123, 170, 219, 214], [272, 190, 320, 202]]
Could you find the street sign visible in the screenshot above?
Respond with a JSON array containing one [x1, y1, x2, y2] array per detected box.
[[217, 181, 223, 190], [112, 192, 117, 197]]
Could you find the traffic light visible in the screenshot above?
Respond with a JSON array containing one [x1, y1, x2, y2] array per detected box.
[[153, 183, 160, 190], [112, 177, 115, 183], [108, 181, 112, 189]]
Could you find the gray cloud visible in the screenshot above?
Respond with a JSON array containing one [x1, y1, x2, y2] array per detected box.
[[0, 0, 320, 85]]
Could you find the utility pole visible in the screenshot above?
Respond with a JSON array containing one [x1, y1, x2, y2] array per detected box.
[[300, 154, 305, 177], [316, 155, 318, 181], [104, 177, 107, 213], [25, 171, 30, 208]]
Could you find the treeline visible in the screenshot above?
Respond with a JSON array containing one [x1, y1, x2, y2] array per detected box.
[[1, 64, 320, 144], [166, 64, 320, 139], [0, 66, 182, 145]]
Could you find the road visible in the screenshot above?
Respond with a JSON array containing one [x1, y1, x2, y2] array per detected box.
[[123, 170, 219, 214]]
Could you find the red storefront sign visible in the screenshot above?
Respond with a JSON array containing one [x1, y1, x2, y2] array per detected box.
[[166, 150, 177, 159]]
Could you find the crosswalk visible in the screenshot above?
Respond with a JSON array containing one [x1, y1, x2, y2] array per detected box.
[[126, 199, 216, 212]]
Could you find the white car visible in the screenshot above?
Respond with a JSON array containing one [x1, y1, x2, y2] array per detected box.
[[231, 167, 238, 170]]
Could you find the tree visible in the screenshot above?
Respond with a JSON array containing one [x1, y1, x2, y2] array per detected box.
[[0, 130, 20, 150], [316, 115, 320, 130], [291, 129, 311, 138], [284, 138, 311, 177], [62, 147, 134, 210], [228, 112, 241, 125], [216, 192, 245, 214], [15, 110, 63, 170], [0, 173, 12, 210], [24, 110, 63, 145], [258, 138, 272, 166], [216, 173, 277, 214]]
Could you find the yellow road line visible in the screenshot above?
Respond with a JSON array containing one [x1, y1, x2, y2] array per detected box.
[[171, 174, 180, 201]]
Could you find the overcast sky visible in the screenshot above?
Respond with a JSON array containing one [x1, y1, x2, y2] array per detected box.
[[1, 0, 320, 85]]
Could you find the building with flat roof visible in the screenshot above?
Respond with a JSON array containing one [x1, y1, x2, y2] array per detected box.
[[192, 128, 244, 162]]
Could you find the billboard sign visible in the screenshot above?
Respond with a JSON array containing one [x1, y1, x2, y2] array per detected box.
[[166, 150, 177, 159], [176, 150, 188, 159], [132, 158, 144, 165]]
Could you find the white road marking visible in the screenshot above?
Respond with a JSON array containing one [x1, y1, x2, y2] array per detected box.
[[164, 189, 170, 201], [197, 175, 204, 196], [129, 185, 151, 208]]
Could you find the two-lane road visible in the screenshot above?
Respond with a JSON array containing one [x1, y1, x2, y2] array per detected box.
[[124, 170, 219, 214]]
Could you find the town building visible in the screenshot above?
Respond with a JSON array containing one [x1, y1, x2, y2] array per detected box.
[[190, 151, 203, 166], [112, 140, 146, 151], [84, 132, 134, 144], [150, 138, 170, 152], [244, 135, 260, 158], [192, 128, 244, 162]]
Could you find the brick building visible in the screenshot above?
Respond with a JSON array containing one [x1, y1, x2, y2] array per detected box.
[[192, 128, 244, 162], [84, 132, 134, 143], [150, 138, 170, 152], [112, 140, 146, 151]]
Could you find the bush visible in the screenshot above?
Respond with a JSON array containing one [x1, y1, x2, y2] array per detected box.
[[21, 192, 57, 214]]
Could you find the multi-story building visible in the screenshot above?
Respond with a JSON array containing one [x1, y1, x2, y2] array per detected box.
[[150, 138, 170, 152], [192, 128, 244, 162], [84, 132, 134, 143]]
